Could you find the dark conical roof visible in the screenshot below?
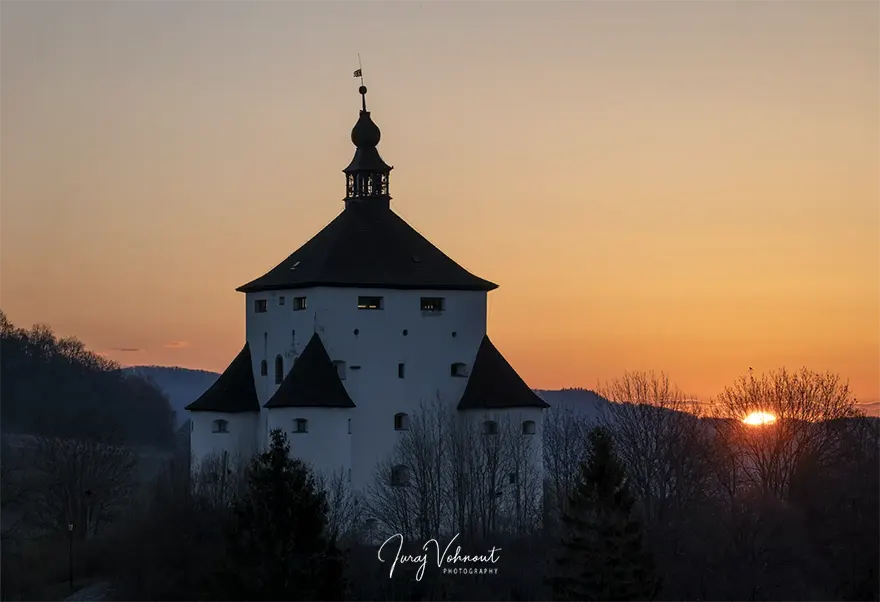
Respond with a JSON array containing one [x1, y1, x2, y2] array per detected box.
[[185, 343, 260, 413], [457, 336, 550, 410], [265, 333, 355, 408], [237, 83, 497, 294], [237, 202, 497, 293]]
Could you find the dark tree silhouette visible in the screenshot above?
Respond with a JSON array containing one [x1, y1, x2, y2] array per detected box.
[[223, 429, 348, 601], [0, 311, 175, 447], [549, 426, 659, 602]]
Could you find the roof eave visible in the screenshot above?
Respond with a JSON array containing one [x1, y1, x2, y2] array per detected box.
[[237, 280, 499, 294], [185, 406, 260, 413], [263, 400, 356, 409]]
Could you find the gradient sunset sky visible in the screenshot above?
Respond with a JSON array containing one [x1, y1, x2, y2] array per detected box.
[[2, 0, 878, 404]]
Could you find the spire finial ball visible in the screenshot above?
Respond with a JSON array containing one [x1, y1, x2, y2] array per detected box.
[[359, 85, 367, 95]]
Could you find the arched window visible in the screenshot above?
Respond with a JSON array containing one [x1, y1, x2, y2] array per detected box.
[[391, 465, 410, 487], [260, 360, 268, 376], [522, 420, 536, 435], [212, 419, 229, 433], [293, 418, 308, 433], [275, 355, 283, 384], [483, 420, 498, 435], [394, 413, 409, 431], [451, 362, 468, 377]]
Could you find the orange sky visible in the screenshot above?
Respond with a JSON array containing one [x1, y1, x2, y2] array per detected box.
[[2, 1, 878, 403]]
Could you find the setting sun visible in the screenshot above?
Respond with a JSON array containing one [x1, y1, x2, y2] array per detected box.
[[743, 412, 777, 426]]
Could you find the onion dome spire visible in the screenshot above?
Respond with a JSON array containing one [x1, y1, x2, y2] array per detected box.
[[343, 84, 393, 207]]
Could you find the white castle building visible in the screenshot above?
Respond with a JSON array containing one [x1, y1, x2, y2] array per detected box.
[[186, 85, 549, 493]]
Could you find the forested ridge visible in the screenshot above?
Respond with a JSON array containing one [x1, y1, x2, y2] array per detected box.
[[0, 311, 175, 448]]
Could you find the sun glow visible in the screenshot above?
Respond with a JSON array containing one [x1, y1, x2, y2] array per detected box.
[[743, 412, 777, 426]]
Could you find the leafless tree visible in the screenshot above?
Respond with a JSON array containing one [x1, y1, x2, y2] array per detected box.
[[710, 367, 861, 499], [26, 435, 137, 539], [597, 371, 715, 524], [366, 395, 448, 540], [315, 467, 364, 544], [367, 396, 544, 540], [542, 405, 591, 524], [0, 439, 33, 541], [190, 450, 248, 508]]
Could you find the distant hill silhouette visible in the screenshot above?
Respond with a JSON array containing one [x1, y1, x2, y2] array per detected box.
[[128, 365, 880, 426], [121, 366, 615, 426], [0, 311, 176, 447], [123, 366, 221, 428]]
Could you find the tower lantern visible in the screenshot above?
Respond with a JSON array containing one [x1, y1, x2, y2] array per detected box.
[[343, 85, 393, 207]]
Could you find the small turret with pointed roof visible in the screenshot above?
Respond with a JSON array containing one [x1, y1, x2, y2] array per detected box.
[[343, 85, 393, 208]]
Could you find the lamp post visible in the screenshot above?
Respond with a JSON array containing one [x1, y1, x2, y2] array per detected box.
[[67, 522, 74, 589]]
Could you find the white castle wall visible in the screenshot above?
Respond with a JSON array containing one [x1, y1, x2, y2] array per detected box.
[[245, 286, 487, 492], [190, 411, 258, 469]]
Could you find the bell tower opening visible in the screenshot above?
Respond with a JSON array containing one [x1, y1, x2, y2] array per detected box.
[[343, 85, 393, 208]]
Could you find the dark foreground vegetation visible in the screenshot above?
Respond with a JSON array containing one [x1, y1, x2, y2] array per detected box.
[[1, 313, 877, 601], [0, 311, 176, 447]]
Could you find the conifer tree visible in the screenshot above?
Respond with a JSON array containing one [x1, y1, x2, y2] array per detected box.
[[548, 426, 659, 601], [223, 429, 349, 600]]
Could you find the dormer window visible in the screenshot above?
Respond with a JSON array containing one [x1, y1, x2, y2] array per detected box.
[[254, 299, 267, 313], [391, 465, 410, 487], [451, 362, 468, 377], [483, 420, 498, 435], [333, 360, 347, 380], [212, 419, 229, 434], [294, 418, 308, 433], [358, 296, 383, 310], [394, 413, 409, 431], [293, 297, 307, 311], [420, 297, 445, 312], [522, 420, 536, 435]]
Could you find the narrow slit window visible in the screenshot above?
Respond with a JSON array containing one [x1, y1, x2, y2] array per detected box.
[[398, 363, 405, 379], [260, 360, 268, 376], [275, 355, 284, 384]]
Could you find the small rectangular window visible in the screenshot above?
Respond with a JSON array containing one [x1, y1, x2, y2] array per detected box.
[[358, 296, 384, 310], [294, 418, 308, 433], [398, 363, 405, 379], [334, 360, 347, 380], [278, 296, 285, 305], [293, 297, 307, 311], [420, 297, 445, 312], [254, 299, 267, 313]]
